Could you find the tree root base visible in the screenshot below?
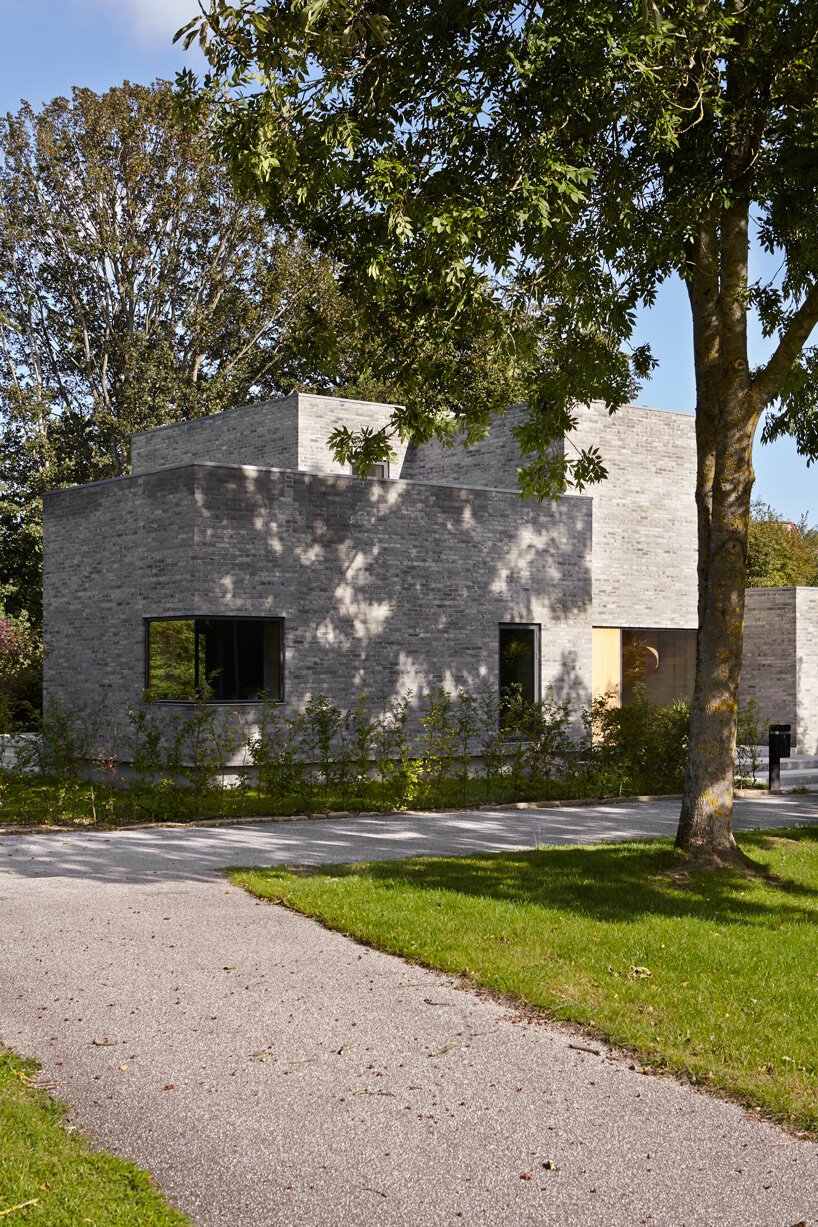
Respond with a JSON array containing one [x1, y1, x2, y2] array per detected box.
[[670, 843, 762, 878]]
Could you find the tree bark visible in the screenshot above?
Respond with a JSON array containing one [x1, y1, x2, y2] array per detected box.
[[676, 402, 757, 862], [676, 202, 761, 864]]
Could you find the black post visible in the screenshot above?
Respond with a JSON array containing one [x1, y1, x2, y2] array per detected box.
[[769, 728, 781, 794], [768, 724, 792, 794]]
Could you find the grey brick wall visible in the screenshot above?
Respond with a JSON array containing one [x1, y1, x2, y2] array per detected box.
[[131, 394, 699, 635], [130, 396, 300, 474], [796, 588, 818, 755], [296, 394, 409, 476], [44, 464, 593, 756], [44, 468, 200, 747], [741, 588, 802, 749], [401, 404, 530, 488], [405, 400, 699, 632], [565, 402, 698, 630], [130, 393, 406, 479]]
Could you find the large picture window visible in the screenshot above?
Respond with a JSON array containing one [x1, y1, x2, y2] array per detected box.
[[499, 623, 541, 709], [146, 617, 283, 702], [621, 628, 696, 706]]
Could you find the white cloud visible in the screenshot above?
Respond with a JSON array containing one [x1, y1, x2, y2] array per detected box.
[[88, 0, 202, 48]]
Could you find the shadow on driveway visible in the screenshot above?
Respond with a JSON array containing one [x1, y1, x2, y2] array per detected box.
[[0, 795, 816, 888]]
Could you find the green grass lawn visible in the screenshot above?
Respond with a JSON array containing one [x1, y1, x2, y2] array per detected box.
[[0, 1047, 190, 1226], [229, 827, 818, 1136]]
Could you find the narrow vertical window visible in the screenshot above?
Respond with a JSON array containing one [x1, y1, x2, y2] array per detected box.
[[499, 623, 540, 708]]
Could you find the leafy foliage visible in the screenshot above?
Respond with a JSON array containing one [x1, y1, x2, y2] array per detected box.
[[1, 685, 697, 827], [178, 0, 818, 855], [0, 80, 514, 623], [0, 611, 41, 730], [746, 501, 818, 588], [584, 686, 691, 796], [179, 0, 818, 479], [735, 698, 764, 785]]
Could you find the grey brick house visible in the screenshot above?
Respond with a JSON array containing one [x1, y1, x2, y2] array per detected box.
[[43, 394, 818, 754]]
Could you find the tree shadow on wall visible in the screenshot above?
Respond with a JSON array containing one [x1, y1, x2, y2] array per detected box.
[[193, 463, 594, 726]]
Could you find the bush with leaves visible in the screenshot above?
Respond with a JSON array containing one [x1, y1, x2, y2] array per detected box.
[[373, 691, 418, 809], [418, 688, 458, 806], [475, 686, 508, 803], [735, 699, 764, 786], [246, 693, 305, 804], [299, 696, 345, 812], [508, 687, 576, 799], [176, 700, 240, 820], [0, 614, 41, 730], [584, 686, 690, 796]]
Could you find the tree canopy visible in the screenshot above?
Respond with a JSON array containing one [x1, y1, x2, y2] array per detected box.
[[0, 79, 519, 622], [180, 0, 818, 482], [181, 0, 818, 861]]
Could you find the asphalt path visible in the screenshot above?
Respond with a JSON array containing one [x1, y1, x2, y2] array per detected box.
[[2, 795, 818, 1226]]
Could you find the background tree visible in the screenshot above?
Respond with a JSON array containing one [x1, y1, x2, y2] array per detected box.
[[746, 502, 818, 588], [0, 79, 519, 627], [0, 611, 41, 730], [180, 0, 818, 864]]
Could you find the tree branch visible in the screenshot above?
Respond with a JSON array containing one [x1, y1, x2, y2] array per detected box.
[[753, 281, 818, 408]]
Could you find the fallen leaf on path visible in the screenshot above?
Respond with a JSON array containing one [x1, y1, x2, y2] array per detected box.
[[430, 1040, 462, 1057]]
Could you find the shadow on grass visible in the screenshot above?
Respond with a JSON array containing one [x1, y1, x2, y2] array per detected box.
[[265, 826, 818, 929]]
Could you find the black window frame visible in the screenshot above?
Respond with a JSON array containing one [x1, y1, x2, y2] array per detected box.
[[498, 622, 542, 709], [144, 615, 285, 704]]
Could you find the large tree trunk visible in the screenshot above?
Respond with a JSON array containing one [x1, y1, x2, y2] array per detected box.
[[674, 187, 764, 865], [676, 398, 757, 863]]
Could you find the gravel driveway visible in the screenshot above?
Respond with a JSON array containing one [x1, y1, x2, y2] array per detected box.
[[1, 795, 817, 1226]]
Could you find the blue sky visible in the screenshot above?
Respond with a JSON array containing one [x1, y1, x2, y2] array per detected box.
[[0, 0, 814, 522]]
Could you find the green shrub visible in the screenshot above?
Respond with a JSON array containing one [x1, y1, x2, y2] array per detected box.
[[246, 693, 305, 803], [4, 682, 698, 825], [736, 698, 763, 784], [0, 613, 42, 730], [504, 686, 575, 799], [584, 686, 690, 795]]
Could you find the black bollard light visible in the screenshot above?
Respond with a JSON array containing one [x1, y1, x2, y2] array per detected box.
[[768, 723, 792, 794]]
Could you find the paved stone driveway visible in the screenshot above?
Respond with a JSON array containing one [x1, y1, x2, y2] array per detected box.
[[1, 796, 817, 1226]]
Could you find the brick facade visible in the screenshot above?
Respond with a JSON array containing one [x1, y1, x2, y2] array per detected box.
[[130, 393, 409, 479], [45, 393, 817, 760], [44, 458, 593, 748], [566, 403, 698, 630], [404, 400, 699, 630], [741, 588, 818, 755]]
